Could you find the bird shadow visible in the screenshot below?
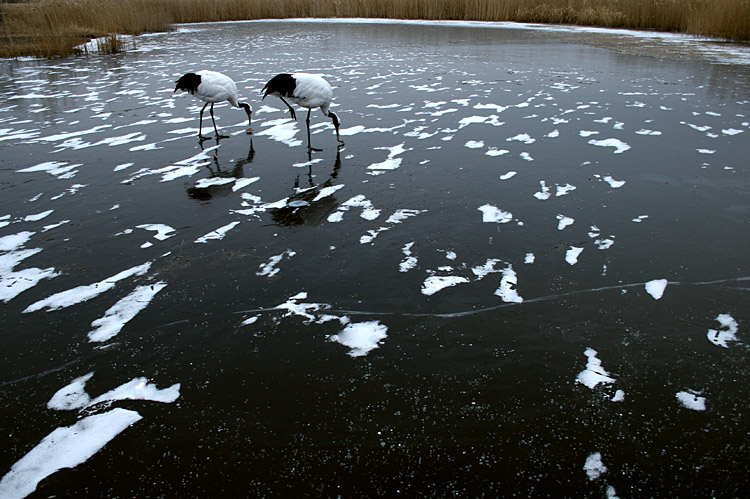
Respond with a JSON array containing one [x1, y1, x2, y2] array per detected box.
[[269, 150, 342, 227], [186, 139, 256, 201]]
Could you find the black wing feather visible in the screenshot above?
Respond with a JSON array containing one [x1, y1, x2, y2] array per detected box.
[[175, 72, 202, 95], [262, 73, 297, 99]]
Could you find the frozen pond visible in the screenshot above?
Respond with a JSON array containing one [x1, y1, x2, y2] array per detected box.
[[1, 19, 749, 497]]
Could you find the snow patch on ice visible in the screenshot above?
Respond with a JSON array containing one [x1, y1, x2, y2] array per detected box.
[[584, 452, 608, 481], [0, 409, 142, 499], [588, 138, 630, 153], [88, 282, 167, 342], [576, 348, 615, 389], [676, 390, 706, 411], [645, 279, 667, 300], [328, 321, 388, 357], [707, 313, 739, 348]]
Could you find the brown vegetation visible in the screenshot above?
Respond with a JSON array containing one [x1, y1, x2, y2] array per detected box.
[[1, 0, 748, 58]]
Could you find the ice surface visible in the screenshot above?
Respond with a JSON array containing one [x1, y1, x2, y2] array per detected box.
[[583, 452, 608, 480], [0, 408, 142, 499], [612, 390, 625, 402], [23, 262, 152, 313], [328, 321, 388, 357], [88, 282, 167, 342], [576, 348, 615, 389], [676, 390, 706, 411], [645, 279, 668, 300], [706, 313, 739, 348]]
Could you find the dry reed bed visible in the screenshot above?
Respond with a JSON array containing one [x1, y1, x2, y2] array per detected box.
[[1, 0, 749, 58]]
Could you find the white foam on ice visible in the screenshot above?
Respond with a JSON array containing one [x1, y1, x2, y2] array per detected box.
[[588, 138, 631, 154], [576, 348, 615, 389], [136, 224, 176, 241], [458, 114, 504, 129], [0, 232, 60, 303], [706, 313, 739, 348], [257, 249, 296, 278], [359, 209, 426, 244], [534, 181, 551, 200], [17, 161, 81, 179], [194, 221, 240, 243], [328, 321, 388, 357], [399, 242, 418, 272], [557, 214, 575, 230], [488, 148, 510, 157], [368, 143, 409, 171], [507, 133, 535, 144], [47, 372, 180, 411], [194, 177, 235, 188], [254, 118, 302, 147], [566, 247, 584, 265], [645, 279, 668, 300], [233, 177, 260, 191], [23, 262, 152, 313], [421, 276, 470, 296], [88, 282, 167, 342], [312, 184, 345, 202], [676, 390, 706, 411], [556, 184, 576, 196], [583, 452, 608, 481], [494, 265, 523, 303], [602, 176, 626, 188], [478, 204, 513, 223], [327, 194, 381, 222], [0, 409, 142, 499]]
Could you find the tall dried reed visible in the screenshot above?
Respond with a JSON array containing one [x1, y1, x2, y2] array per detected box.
[[1, 0, 748, 58]]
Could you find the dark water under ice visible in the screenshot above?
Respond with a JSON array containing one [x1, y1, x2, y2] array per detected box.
[[0, 19, 749, 497]]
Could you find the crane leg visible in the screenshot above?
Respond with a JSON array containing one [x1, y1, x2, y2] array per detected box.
[[210, 103, 229, 140], [307, 108, 322, 152], [198, 102, 210, 141]]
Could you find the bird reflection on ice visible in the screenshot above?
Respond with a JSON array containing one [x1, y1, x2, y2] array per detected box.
[[270, 150, 342, 226], [187, 140, 256, 201]]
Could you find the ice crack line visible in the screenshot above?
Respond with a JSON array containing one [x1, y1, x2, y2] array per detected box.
[[234, 276, 750, 320]]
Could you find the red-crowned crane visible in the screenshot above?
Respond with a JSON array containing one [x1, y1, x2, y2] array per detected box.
[[262, 73, 344, 151], [174, 70, 252, 141]]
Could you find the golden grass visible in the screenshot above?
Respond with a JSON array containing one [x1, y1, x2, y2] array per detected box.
[[1, 0, 748, 58]]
